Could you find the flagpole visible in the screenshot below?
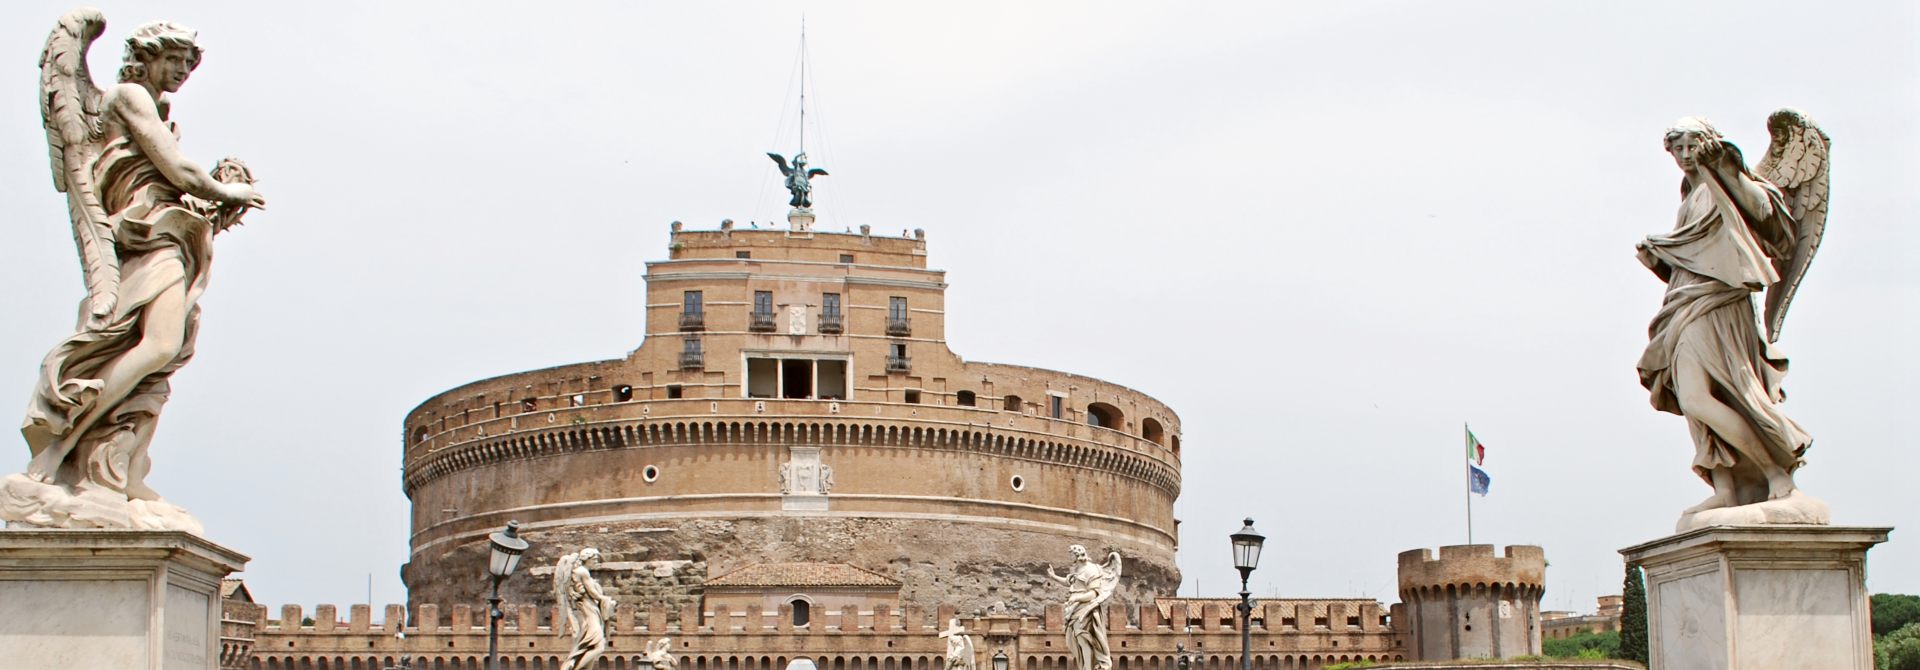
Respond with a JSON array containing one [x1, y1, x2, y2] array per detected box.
[[1464, 423, 1473, 545]]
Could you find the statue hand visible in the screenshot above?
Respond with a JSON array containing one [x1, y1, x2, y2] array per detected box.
[[217, 182, 267, 210]]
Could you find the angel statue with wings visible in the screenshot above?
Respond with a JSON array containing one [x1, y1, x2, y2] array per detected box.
[[556, 548, 617, 670], [1634, 110, 1831, 531], [768, 151, 829, 209], [1048, 545, 1123, 670], [643, 638, 678, 670], [1, 10, 265, 534]]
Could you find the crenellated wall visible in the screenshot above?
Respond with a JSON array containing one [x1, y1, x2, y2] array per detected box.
[[1394, 545, 1545, 662], [246, 599, 1404, 670]]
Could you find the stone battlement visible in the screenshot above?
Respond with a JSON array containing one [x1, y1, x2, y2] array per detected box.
[[1396, 545, 1546, 598]]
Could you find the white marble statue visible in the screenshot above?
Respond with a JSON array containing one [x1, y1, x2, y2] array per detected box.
[[644, 637, 678, 670], [939, 618, 976, 670], [555, 548, 617, 670], [1048, 545, 1121, 670], [1634, 110, 1832, 532], [1, 9, 265, 534]]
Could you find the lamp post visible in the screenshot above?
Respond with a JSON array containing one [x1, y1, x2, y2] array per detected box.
[[486, 521, 530, 670], [1230, 518, 1265, 670], [992, 649, 1008, 670]]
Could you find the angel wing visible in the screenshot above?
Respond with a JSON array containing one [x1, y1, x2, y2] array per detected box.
[[1753, 108, 1831, 343], [1093, 551, 1123, 604], [41, 8, 120, 327], [553, 552, 580, 636], [807, 168, 829, 178], [767, 152, 793, 175]]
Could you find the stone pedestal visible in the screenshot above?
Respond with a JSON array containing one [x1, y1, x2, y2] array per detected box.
[[0, 530, 248, 669], [1620, 525, 1889, 670], [787, 207, 815, 234]]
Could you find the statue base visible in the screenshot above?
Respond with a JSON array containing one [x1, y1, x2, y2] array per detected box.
[[1676, 490, 1830, 532], [0, 529, 248, 669], [1620, 525, 1889, 670], [0, 472, 204, 535], [787, 208, 815, 234]]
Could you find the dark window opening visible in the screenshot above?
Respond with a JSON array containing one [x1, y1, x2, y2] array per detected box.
[[791, 600, 811, 627], [781, 359, 812, 399], [666, 384, 683, 399], [521, 398, 537, 412], [613, 385, 633, 402], [1347, 616, 1361, 627], [736, 251, 751, 259], [956, 391, 976, 407], [1086, 402, 1122, 429], [569, 393, 585, 408], [904, 389, 921, 404], [754, 291, 774, 315], [682, 291, 703, 314], [411, 426, 428, 444], [1003, 394, 1022, 412], [1048, 396, 1064, 419], [838, 254, 854, 264], [1281, 617, 1296, 628], [822, 293, 841, 316], [1142, 418, 1165, 445], [1315, 616, 1330, 628]]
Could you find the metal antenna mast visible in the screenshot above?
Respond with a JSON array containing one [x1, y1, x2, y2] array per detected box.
[[798, 16, 807, 153]]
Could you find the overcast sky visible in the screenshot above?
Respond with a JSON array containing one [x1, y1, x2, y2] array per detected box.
[[0, 1, 1913, 616]]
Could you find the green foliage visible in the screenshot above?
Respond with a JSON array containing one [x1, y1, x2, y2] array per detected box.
[[1324, 663, 1375, 670], [1620, 562, 1650, 665], [1875, 594, 1920, 637], [1880, 621, 1920, 670], [1542, 630, 1620, 659]]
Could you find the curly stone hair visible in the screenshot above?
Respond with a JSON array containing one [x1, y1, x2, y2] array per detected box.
[[117, 21, 202, 84]]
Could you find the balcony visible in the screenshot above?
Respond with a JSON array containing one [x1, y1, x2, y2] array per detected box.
[[678, 312, 705, 331], [886, 316, 911, 337], [748, 311, 777, 333], [679, 351, 704, 369], [886, 355, 911, 373], [817, 312, 844, 334]]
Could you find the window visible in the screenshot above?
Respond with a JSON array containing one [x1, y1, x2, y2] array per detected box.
[[791, 599, 811, 627], [754, 291, 774, 315], [904, 389, 921, 404], [680, 337, 703, 369], [838, 254, 854, 264], [1049, 395, 1064, 419], [735, 251, 751, 259], [568, 394, 585, 408], [666, 384, 683, 399], [822, 293, 841, 316], [749, 291, 777, 332], [889, 296, 907, 321], [682, 291, 703, 314], [1003, 394, 1022, 412], [521, 398, 538, 412], [613, 385, 633, 402], [1086, 403, 1122, 429], [887, 343, 910, 372], [956, 390, 976, 407]]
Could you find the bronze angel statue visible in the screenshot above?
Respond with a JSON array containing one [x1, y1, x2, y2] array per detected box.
[[0, 10, 264, 533], [768, 151, 828, 209], [1634, 109, 1830, 531]]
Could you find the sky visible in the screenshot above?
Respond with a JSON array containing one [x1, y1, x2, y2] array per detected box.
[[0, 1, 1914, 617]]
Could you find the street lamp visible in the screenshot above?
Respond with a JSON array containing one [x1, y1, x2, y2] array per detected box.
[[486, 521, 530, 670], [992, 649, 1009, 670], [1230, 518, 1265, 670]]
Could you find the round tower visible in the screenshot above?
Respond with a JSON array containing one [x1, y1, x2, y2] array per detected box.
[[1395, 544, 1546, 661], [399, 224, 1183, 616]]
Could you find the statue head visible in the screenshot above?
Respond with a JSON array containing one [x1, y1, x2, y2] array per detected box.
[[118, 21, 202, 91], [578, 547, 602, 567], [793, 152, 809, 167], [1663, 117, 1728, 174], [1068, 544, 1088, 561]]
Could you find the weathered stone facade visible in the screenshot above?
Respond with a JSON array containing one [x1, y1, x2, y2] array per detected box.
[[401, 224, 1183, 616], [1392, 545, 1546, 662]]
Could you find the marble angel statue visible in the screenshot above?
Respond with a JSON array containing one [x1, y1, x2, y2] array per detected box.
[[939, 618, 976, 670], [644, 638, 678, 670], [1048, 545, 1122, 670], [556, 548, 617, 670], [1, 9, 264, 534], [1634, 109, 1831, 531]]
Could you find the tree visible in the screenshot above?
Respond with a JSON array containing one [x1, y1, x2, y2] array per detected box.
[[1874, 594, 1920, 637], [1543, 630, 1620, 659], [1879, 622, 1920, 670], [1619, 562, 1649, 665]]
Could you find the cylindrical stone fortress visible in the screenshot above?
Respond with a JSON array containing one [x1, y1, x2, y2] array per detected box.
[[1395, 544, 1546, 661], [400, 224, 1182, 615]]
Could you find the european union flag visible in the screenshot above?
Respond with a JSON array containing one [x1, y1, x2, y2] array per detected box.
[[1469, 464, 1491, 496]]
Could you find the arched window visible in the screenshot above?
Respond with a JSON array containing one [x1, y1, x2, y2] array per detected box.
[[1086, 403, 1122, 429], [1003, 395, 1022, 412], [1141, 418, 1164, 445], [791, 599, 811, 627], [957, 391, 976, 407]]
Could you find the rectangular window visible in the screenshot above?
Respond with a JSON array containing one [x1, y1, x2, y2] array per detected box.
[[754, 291, 774, 315], [747, 358, 778, 398], [839, 254, 854, 264], [904, 389, 921, 404], [891, 343, 908, 358], [889, 296, 908, 321], [822, 293, 841, 316], [666, 384, 683, 399], [817, 360, 847, 399], [735, 251, 751, 259], [1049, 395, 1064, 419], [683, 338, 703, 355], [682, 290, 703, 314]]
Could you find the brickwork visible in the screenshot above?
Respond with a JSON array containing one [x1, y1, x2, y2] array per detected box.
[[401, 225, 1183, 615], [1394, 545, 1546, 661]]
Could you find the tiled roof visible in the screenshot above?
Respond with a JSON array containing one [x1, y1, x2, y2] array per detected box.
[[706, 562, 900, 588], [222, 578, 253, 602]]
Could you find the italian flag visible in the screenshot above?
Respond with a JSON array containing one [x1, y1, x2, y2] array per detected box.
[[1465, 427, 1486, 465]]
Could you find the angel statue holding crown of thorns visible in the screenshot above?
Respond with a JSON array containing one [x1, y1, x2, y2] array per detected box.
[[0, 9, 265, 534], [1634, 109, 1832, 532]]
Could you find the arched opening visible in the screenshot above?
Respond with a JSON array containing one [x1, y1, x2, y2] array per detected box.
[[1141, 418, 1164, 445], [957, 390, 976, 407], [411, 425, 428, 444], [1086, 403, 1122, 429], [1170, 434, 1181, 455], [1003, 395, 1022, 412], [790, 599, 811, 627]]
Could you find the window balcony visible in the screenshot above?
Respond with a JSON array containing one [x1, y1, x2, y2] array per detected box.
[[679, 351, 704, 369], [886, 355, 911, 373], [749, 311, 777, 333], [678, 312, 705, 331], [886, 316, 911, 337], [817, 313, 844, 334]]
